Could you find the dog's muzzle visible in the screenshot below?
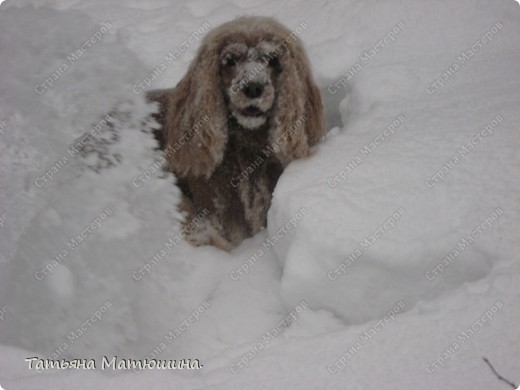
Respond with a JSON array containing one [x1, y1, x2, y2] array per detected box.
[[228, 60, 275, 129]]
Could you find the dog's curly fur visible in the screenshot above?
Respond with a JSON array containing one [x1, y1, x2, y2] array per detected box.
[[147, 16, 325, 250]]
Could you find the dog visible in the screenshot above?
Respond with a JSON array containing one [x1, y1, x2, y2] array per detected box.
[[147, 16, 325, 250]]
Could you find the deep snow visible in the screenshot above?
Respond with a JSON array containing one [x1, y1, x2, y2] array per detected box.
[[0, 0, 519, 389]]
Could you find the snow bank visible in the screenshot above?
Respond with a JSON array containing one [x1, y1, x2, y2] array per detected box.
[[0, 3, 190, 359], [270, 0, 520, 325], [1, 0, 519, 389]]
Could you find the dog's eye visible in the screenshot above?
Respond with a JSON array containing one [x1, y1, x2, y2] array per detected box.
[[268, 56, 279, 68], [225, 57, 236, 67]]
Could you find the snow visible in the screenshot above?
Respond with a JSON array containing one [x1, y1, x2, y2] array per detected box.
[[1, 0, 519, 389]]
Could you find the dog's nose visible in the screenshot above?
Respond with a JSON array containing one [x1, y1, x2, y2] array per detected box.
[[243, 82, 264, 99]]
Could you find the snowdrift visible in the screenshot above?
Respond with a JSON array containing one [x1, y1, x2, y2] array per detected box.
[[1, 0, 519, 389]]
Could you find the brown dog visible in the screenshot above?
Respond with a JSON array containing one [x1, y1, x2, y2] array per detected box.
[[147, 16, 325, 250]]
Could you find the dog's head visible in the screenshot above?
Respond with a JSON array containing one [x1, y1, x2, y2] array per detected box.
[[163, 16, 324, 178], [219, 41, 282, 130]]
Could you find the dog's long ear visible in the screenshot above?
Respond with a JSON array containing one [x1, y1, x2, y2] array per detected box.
[[270, 40, 325, 167], [163, 41, 228, 178]]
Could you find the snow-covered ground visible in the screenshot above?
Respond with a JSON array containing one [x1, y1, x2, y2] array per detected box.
[[1, 0, 519, 389]]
